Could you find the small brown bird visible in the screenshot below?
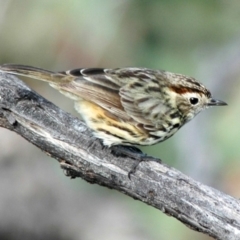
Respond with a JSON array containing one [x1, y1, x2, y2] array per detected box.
[[0, 64, 227, 147]]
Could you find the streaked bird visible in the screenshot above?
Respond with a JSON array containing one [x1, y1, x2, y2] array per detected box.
[[0, 64, 227, 147]]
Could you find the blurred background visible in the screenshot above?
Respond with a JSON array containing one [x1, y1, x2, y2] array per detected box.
[[0, 0, 239, 239]]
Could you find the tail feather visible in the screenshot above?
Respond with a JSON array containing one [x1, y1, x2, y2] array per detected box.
[[0, 64, 72, 84]]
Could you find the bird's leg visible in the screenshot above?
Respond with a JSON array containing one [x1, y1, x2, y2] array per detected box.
[[111, 145, 143, 157], [111, 145, 159, 179]]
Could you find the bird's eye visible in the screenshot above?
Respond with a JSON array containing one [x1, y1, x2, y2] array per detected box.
[[190, 97, 199, 105]]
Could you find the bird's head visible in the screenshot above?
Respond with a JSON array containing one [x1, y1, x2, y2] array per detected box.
[[165, 72, 227, 123]]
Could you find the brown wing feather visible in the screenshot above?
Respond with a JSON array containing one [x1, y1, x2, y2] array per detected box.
[[56, 69, 132, 121], [57, 68, 171, 125]]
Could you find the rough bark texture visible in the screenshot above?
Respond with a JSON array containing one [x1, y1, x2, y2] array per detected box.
[[0, 72, 239, 240]]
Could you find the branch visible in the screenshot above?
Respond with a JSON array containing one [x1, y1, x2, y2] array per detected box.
[[0, 72, 239, 240]]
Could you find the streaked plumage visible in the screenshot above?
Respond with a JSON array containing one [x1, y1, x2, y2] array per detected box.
[[0, 64, 227, 146]]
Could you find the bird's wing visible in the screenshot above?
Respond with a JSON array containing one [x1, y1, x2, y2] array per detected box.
[[63, 68, 169, 126], [57, 68, 131, 121]]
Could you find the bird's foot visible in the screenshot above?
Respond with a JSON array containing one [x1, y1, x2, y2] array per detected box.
[[111, 145, 159, 179]]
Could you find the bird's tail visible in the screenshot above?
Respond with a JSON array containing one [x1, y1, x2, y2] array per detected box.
[[0, 64, 72, 84]]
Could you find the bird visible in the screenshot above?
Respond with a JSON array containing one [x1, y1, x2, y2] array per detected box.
[[0, 64, 227, 147]]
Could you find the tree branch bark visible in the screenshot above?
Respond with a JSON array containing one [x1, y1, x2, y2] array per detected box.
[[0, 72, 239, 240]]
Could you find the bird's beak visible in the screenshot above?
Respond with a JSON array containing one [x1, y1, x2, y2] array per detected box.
[[207, 98, 227, 106]]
